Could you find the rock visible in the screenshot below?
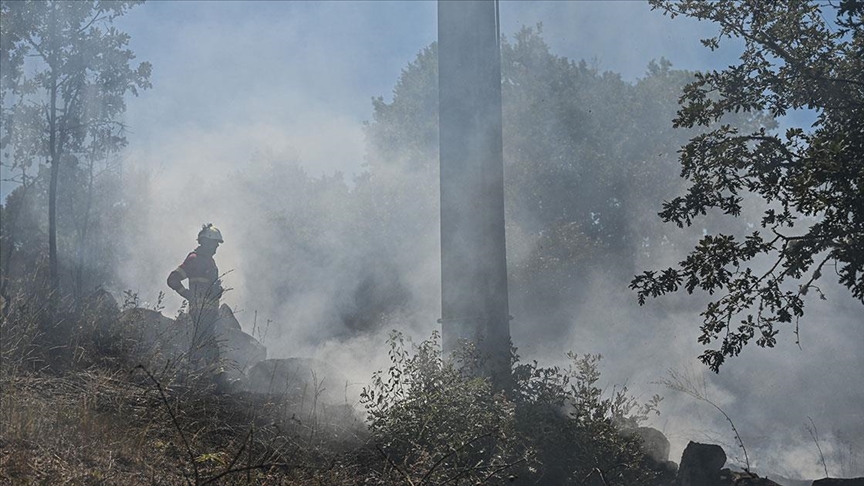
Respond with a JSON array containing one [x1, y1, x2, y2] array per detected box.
[[635, 426, 671, 463], [117, 307, 266, 381], [212, 305, 266, 379], [626, 426, 676, 483], [246, 358, 351, 410], [672, 443, 787, 486], [246, 358, 362, 438], [675, 441, 726, 486], [720, 469, 782, 485], [217, 324, 267, 378], [85, 289, 120, 318], [218, 304, 242, 333], [119, 307, 190, 360], [812, 479, 864, 486]]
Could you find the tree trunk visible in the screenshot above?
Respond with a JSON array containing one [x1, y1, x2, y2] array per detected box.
[[74, 153, 95, 309], [47, 3, 60, 313], [49, 148, 59, 301], [438, 0, 511, 388]]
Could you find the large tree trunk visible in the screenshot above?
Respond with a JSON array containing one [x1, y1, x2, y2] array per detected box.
[[438, 0, 511, 387]]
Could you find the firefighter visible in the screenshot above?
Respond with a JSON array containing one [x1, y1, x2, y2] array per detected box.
[[167, 223, 226, 385]]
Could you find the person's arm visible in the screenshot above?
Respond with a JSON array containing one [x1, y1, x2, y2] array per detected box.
[[167, 263, 193, 301]]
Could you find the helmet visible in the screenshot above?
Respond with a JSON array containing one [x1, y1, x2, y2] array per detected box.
[[197, 223, 224, 243]]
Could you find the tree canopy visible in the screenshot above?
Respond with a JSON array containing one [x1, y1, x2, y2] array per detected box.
[[631, 0, 864, 371]]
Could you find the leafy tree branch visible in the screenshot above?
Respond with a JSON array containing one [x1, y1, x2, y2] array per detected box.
[[633, 0, 863, 371]]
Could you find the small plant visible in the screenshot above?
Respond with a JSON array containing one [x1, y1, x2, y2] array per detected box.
[[121, 289, 140, 311]]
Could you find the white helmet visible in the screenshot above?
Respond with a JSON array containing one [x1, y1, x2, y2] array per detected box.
[[197, 223, 224, 243]]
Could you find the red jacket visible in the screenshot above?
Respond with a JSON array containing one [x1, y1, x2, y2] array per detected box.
[[170, 248, 220, 307]]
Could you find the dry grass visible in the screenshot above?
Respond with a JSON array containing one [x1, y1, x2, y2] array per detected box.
[[0, 368, 189, 484], [0, 363, 372, 485]]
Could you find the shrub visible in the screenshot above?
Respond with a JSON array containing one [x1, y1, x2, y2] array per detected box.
[[361, 330, 665, 485]]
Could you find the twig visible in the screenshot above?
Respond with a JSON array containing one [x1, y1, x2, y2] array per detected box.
[[806, 416, 829, 478], [479, 458, 526, 483], [248, 424, 254, 483], [376, 444, 416, 486], [662, 369, 751, 472], [714, 404, 749, 473], [793, 254, 832, 349], [137, 364, 199, 485], [210, 426, 253, 484], [581, 467, 610, 486], [420, 432, 494, 485]]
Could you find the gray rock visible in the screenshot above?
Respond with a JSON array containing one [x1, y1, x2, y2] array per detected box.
[[217, 324, 267, 378], [218, 304, 242, 333], [812, 479, 864, 486], [675, 441, 726, 486], [119, 307, 189, 358], [246, 358, 348, 401], [635, 426, 671, 463], [85, 289, 120, 318], [117, 307, 266, 381], [721, 469, 782, 485], [245, 358, 363, 439]]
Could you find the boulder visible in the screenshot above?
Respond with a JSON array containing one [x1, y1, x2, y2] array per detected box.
[[218, 304, 242, 333], [246, 358, 351, 410], [719, 469, 782, 485], [246, 358, 362, 439], [675, 441, 726, 486], [213, 305, 267, 379], [812, 479, 864, 486], [672, 442, 790, 486], [217, 324, 267, 378], [119, 307, 191, 360], [635, 426, 671, 463], [117, 307, 266, 380], [85, 289, 120, 319], [625, 426, 677, 483]]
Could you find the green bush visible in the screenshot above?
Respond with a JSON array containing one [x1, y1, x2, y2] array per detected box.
[[361, 330, 665, 485]]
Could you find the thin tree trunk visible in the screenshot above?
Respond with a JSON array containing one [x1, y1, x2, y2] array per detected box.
[[49, 150, 59, 300], [74, 152, 95, 309], [47, 3, 60, 314]]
